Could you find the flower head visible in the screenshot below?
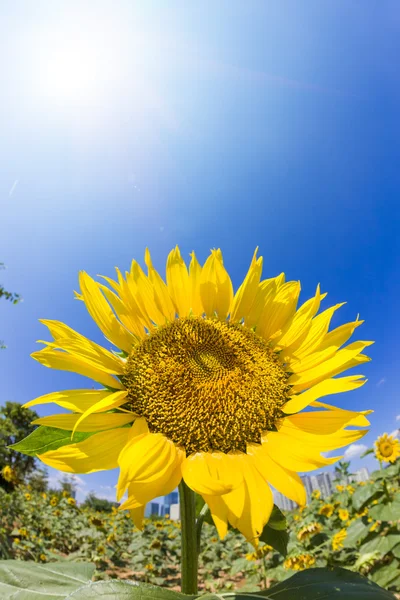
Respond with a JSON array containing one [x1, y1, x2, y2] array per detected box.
[[338, 508, 349, 521], [284, 553, 316, 571], [319, 503, 334, 517], [311, 490, 321, 500], [246, 544, 273, 560], [375, 433, 400, 463], [50, 496, 58, 506], [332, 528, 347, 551], [24, 493, 31, 501], [1, 465, 15, 483], [23, 247, 372, 544], [67, 497, 76, 506], [297, 522, 322, 541]]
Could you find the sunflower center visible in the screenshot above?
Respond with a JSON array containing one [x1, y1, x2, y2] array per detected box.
[[379, 442, 393, 457], [122, 316, 290, 454]]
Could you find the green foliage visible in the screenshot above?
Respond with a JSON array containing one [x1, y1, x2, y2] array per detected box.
[[10, 425, 95, 456], [0, 460, 398, 594], [0, 560, 95, 599], [334, 460, 352, 480], [82, 492, 118, 513], [0, 402, 39, 489]]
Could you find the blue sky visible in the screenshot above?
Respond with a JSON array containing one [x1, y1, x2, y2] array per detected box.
[[1, 1, 399, 501]]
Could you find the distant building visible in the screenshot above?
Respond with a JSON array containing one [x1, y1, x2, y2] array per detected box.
[[145, 502, 161, 517], [350, 467, 369, 484], [163, 491, 179, 516], [273, 489, 296, 511], [301, 472, 335, 501], [170, 503, 180, 521]]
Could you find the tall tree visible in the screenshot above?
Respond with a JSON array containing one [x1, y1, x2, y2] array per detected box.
[[0, 402, 38, 490]]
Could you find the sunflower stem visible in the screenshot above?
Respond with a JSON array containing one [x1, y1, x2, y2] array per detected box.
[[196, 502, 209, 553], [179, 480, 198, 594]]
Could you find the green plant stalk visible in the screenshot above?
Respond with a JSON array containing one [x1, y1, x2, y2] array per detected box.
[[179, 480, 198, 594], [379, 460, 391, 502], [196, 502, 209, 553]]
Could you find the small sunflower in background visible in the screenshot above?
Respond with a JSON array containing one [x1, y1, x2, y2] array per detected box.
[[1, 465, 16, 483], [22, 247, 372, 544], [332, 528, 347, 551], [374, 433, 400, 464], [338, 508, 349, 521], [319, 503, 334, 518], [297, 522, 322, 541], [284, 553, 316, 571]]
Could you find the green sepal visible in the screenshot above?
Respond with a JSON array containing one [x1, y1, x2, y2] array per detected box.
[[9, 426, 96, 457]]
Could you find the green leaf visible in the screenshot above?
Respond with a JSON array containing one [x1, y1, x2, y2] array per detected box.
[[0, 559, 95, 599], [10, 426, 95, 456], [360, 448, 374, 458], [352, 481, 383, 511], [343, 519, 369, 548], [267, 505, 287, 531], [359, 533, 400, 555], [237, 566, 396, 599], [369, 498, 400, 521], [67, 580, 195, 599], [259, 525, 289, 557], [370, 560, 400, 588]]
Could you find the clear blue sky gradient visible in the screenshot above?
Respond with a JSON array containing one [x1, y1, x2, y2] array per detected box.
[[1, 1, 399, 501]]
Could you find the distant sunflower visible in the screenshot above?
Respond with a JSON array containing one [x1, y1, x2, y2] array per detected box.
[[374, 433, 400, 464], [332, 528, 347, 551], [24, 247, 372, 543]]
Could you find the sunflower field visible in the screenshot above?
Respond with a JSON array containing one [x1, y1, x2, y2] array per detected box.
[[0, 455, 399, 597]]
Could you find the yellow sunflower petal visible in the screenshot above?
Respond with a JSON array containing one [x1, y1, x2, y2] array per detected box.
[[230, 248, 263, 323], [257, 281, 301, 341], [262, 430, 340, 472], [166, 246, 190, 316], [145, 248, 176, 321], [31, 348, 124, 390], [276, 419, 368, 452], [127, 261, 167, 327], [199, 249, 233, 319], [289, 341, 373, 392], [79, 271, 137, 352], [98, 284, 145, 341], [182, 451, 243, 496], [72, 391, 128, 435], [32, 412, 135, 431], [202, 493, 229, 538], [244, 273, 283, 329], [282, 375, 367, 414], [248, 443, 306, 506], [23, 389, 113, 413], [39, 320, 125, 374], [120, 460, 183, 510], [284, 406, 371, 433], [130, 505, 146, 530], [288, 303, 346, 360], [275, 285, 325, 350], [38, 428, 130, 474], [188, 251, 204, 316], [221, 454, 273, 543], [117, 424, 181, 501]]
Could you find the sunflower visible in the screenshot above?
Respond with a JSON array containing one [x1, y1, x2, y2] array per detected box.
[[332, 528, 347, 551], [284, 553, 316, 571], [319, 503, 334, 517], [338, 508, 349, 521], [1, 465, 15, 483], [24, 247, 372, 544], [297, 522, 321, 541], [374, 433, 400, 463]]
